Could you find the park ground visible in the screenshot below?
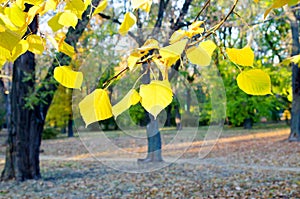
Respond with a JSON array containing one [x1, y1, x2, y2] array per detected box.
[[0, 123, 299, 198]]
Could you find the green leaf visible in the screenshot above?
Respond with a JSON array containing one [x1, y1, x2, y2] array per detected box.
[[237, 69, 272, 95]]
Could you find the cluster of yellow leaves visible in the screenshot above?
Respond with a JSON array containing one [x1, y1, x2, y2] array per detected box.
[[263, 0, 300, 18], [79, 80, 172, 126], [226, 45, 272, 95], [127, 21, 216, 72], [0, 0, 52, 65], [0, 0, 110, 92], [169, 21, 204, 44], [118, 0, 152, 35]]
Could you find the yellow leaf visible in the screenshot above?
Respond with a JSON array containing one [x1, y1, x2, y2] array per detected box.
[[127, 52, 143, 70], [112, 89, 141, 118], [0, 25, 5, 32], [169, 29, 186, 44], [10, 39, 29, 62], [226, 45, 254, 66], [0, 13, 18, 31], [48, 13, 64, 32], [92, 0, 107, 16], [264, 0, 289, 18], [47, 35, 58, 50], [186, 21, 204, 38], [58, 12, 78, 29], [139, 80, 173, 119], [55, 32, 66, 44], [24, 0, 44, 6], [119, 12, 136, 36], [159, 39, 188, 67], [4, 4, 26, 28], [27, 5, 42, 25], [138, 39, 159, 52], [152, 57, 167, 79], [254, 0, 259, 3], [0, 46, 10, 64], [237, 69, 272, 95], [54, 66, 83, 89], [0, 28, 22, 51], [288, 0, 300, 6], [0, 58, 6, 67], [199, 40, 217, 56], [131, 0, 152, 13], [79, 89, 113, 126], [58, 41, 75, 58], [16, 0, 25, 10], [290, 54, 300, 64], [44, 0, 59, 13], [186, 46, 211, 67], [84, 0, 92, 10], [65, 0, 85, 19], [26, 35, 45, 54]]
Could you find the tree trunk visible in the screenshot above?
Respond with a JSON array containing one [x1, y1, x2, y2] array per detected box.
[[243, 118, 253, 129], [67, 117, 74, 137], [288, 9, 300, 141], [0, 14, 43, 181], [1, 1, 100, 181], [138, 114, 163, 163], [138, 64, 163, 163]]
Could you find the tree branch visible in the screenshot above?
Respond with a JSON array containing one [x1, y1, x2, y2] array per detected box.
[[98, 13, 141, 45], [172, 0, 193, 31]]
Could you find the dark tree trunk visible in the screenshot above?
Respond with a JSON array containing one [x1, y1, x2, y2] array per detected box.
[[243, 118, 253, 129], [0, 15, 43, 181], [138, 64, 163, 163], [165, 105, 172, 127], [174, 104, 182, 130], [1, 0, 100, 181], [138, 114, 163, 163], [67, 118, 74, 137], [288, 9, 300, 141]]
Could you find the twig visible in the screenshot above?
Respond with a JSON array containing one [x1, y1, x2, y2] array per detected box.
[[194, 0, 211, 22], [189, 0, 239, 46], [102, 67, 129, 89]]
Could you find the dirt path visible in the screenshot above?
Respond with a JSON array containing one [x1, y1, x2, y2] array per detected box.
[[0, 128, 299, 198]]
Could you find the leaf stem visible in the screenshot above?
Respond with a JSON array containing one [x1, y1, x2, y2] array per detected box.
[[132, 69, 148, 89]]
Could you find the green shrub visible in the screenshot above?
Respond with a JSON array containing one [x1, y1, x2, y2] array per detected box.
[[42, 128, 60, 140]]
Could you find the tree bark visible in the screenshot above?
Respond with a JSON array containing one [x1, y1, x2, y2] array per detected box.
[[1, 0, 100, 181], [138, 64, 163, 163], [288, 9, 300, 141], [1, 16, 42, 180]]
